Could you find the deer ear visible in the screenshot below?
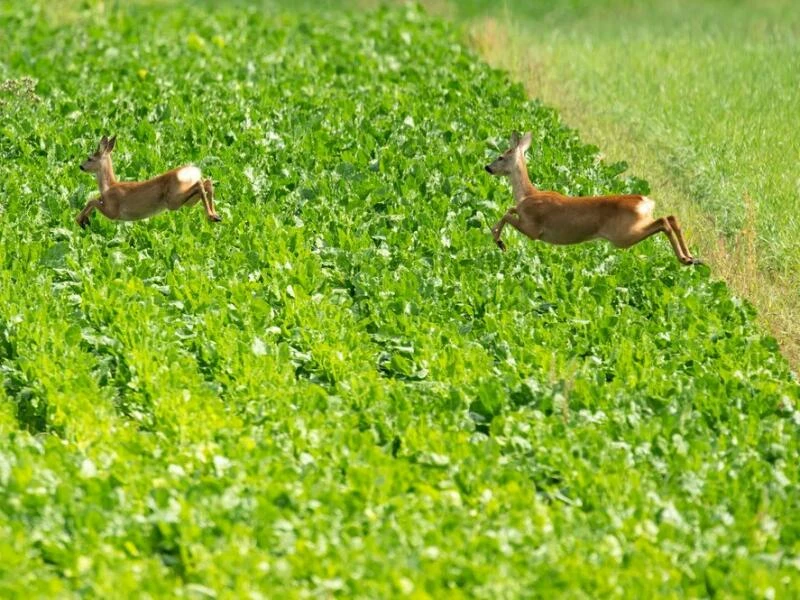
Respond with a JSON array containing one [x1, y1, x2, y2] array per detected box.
[[106, 135, 117, 152], [518, 132, 532, 153], [509, 131, 521, 147]]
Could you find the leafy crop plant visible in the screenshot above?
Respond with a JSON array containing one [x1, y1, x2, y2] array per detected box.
[[0, 1, 798, 597]]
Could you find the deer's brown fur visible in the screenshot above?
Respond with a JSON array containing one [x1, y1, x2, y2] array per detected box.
[[485, 132, 698, 265], [76, 135, 221, 228]]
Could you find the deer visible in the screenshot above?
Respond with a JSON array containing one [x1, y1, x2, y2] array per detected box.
[[75, 135, 221, 228], [485, 132, 700, 265]]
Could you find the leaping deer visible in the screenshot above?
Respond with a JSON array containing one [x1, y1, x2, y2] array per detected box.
[[485, 132, 700, 265], [76, 135, 221, 228]]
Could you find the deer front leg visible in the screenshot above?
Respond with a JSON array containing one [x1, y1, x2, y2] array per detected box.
[[76, 198, 117, 228], [76, 200, 99, 228], [491, 207, 520, 251]]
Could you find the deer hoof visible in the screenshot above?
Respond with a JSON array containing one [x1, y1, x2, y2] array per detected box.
[[209, 214, 222, 222], [496, 239, 506, 252], [681, 256, 701, 266]]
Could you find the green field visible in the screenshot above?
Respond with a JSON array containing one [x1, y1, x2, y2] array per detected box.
[[449, 0, 800, 363], [1, 0, 799, 597]]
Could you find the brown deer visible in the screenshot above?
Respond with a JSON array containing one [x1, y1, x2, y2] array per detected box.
[[485, 132, 700, 265], [76, 135, 221, 228]]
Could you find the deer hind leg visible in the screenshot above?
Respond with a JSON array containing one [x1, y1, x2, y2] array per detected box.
[[666, 215, 700, 264], [491, 207, 520, 252], [619, 217, 694, 265], [199, 179, 221, 222], [168, 182, 200, 210], [169, 181, 220, 222]]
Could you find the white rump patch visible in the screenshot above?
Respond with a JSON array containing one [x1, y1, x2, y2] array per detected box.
[[636, 196, 656, 216], [176, 166, 202, 184]]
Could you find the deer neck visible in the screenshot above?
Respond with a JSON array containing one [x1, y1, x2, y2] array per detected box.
[[509, 155, 536, 203], [96, 158, 117, 194]]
